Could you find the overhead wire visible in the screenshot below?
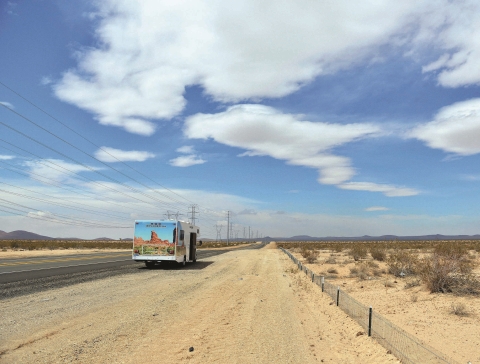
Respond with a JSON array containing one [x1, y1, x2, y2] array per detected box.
[[0, 82, 233, 233], [0, 102, 193, 209], [0, 118, 192, 212], [0, 80, 196, 206]]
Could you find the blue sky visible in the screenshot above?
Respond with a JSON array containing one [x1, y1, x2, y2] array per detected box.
[[1, 0, 480, 239]]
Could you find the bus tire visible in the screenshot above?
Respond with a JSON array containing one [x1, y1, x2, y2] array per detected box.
[[145, 261, 155, 269], [183, 256, 186, 266]]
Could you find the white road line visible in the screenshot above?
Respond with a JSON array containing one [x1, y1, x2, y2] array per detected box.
[[0, 258, 134, 275]]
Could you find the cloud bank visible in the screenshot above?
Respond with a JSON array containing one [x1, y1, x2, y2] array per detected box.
[[185, 104, 418, 196], [411, 98, 480, 156], [53, 0, 480, 134]]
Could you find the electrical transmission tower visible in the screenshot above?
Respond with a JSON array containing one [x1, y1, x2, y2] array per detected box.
[[165, 210, 183, 220], [214, 224, 222, 242], [189, 204, 199, 225]]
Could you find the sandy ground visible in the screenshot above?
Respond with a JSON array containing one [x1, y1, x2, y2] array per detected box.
[[293, 249, 480, 364], [0, 246, 398, 363]]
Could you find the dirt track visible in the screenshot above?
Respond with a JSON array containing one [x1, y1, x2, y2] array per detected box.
[[0, 246, 399, 363]]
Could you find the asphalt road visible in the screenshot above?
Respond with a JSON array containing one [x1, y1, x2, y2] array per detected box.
[[0, 243, 265, 299]]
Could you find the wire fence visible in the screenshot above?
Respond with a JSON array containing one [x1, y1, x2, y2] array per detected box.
[[280, 248, 459, 364]]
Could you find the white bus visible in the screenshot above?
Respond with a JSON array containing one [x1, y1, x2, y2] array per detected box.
[[132, 220, 200, 268]]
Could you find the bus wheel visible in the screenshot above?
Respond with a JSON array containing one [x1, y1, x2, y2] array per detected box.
[[193, 252, 197, 263], [182, 256, 186, 266], [145, 261, 155, 269]]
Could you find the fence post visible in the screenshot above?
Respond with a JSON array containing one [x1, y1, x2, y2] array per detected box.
[[336, 287, 340, 306], [368, 306, 372, 337], [321, 276, 324, 292], [312, 273, 315, 282]]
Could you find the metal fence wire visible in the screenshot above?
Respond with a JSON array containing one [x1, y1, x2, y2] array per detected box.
[[280, 248, 458, 364]]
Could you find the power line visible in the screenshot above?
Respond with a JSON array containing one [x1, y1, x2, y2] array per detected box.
[[0, 81, 197, 203]]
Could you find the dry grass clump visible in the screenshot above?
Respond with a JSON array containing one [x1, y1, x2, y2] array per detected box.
[[386, 250, 418, 277], [450, 302, 469, 316], [324, 256, 337, 264], [349, 263, 373, 280], [404, 278, 421, 289], [327, 268, 338, 274]]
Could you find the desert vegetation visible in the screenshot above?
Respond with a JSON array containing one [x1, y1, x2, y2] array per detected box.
[[277, 240, 480, 295], [0, 239, 131, 251], [196, 241, 252, 249]]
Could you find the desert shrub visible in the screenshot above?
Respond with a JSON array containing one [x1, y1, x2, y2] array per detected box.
[[327, 268, 338, 274], [349, 244, 368, 261], [434, 242, 469, 257], [349, 267, 359, 275], [386, 250, 418, 277], [366, 261, 379, 269], [10, 241, 19, 249], [416, 251, 478, 294], [370, 246, 387, 261], [301, 248, 319, 264], [332, 244, 343, 253]]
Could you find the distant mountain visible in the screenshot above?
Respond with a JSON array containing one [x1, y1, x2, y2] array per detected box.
[[0, 230, 54, 240], [278, 234, 480, 241], [0, 230, 127, 240]]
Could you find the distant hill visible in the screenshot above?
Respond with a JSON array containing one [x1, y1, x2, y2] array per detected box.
[[275, 234, 480, 241], [2, 229, 480, 241], [0, 230, 54, 240], [0, 230, 130, 241]]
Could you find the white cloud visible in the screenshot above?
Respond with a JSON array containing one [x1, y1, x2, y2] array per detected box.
[[169, 155, 206, 167], [95, 147, 155, 162], [185, 104, 380, 185], [40, 76, 53, 86], [53, 0, 431, 133], [176, 145, 195, 154], [339, 182, 419, 197], [365, 206, 390, 212], [410, 98, 480, 156], [23, 159, 98, 184], [0, 155, 15, 160], [0, 101, 14, 109], [170, 146, 205, 167], [417, 0, 480, 87]]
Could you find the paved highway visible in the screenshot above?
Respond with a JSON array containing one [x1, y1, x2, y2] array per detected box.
[[0, 243, 265, 298]]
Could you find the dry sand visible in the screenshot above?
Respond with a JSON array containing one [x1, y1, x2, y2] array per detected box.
[[0, 246, 398, 363], [294, 248, 480, 364]]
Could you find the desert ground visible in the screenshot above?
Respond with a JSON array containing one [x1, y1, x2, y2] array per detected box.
[[286, 244, 480, 364], [0, 244, 399, 363]]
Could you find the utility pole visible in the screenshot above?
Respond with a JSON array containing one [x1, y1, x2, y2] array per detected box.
[[189, 204, 199, 225], [243, 227, 246, 239], [248, 226, 251, 240], [226, 211, 230, 245], [229, 222, 233, 241]]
